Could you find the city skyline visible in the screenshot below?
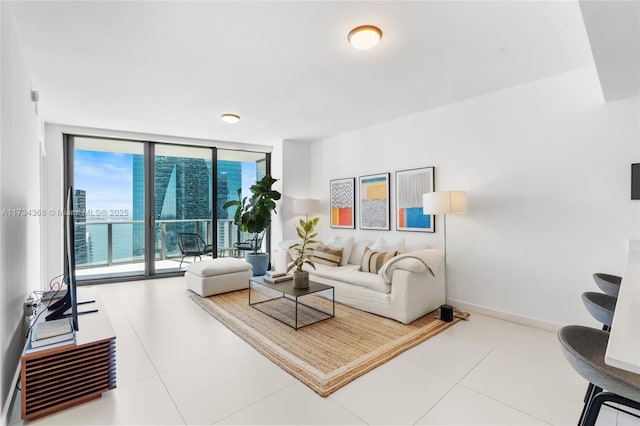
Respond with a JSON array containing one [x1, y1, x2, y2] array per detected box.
[[74, 150, 258, 220]]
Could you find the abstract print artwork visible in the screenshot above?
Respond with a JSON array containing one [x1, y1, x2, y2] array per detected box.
[[330, 177, 355, 228], [359, 173, 390, 230], [396, 167, 435, 232]]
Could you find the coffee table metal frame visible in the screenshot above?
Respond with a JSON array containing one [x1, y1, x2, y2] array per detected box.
[[249, 276, 335, 330]]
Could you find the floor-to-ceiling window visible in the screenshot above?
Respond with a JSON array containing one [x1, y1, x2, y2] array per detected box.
[[66, 136, 269, 282]]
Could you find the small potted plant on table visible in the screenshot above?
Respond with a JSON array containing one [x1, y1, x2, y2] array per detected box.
[[287, 217, 319, 289]]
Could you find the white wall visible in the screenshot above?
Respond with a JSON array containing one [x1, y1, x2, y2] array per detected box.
[[308, 67, 640, 328], [0, 3, 42, 420], [268, 139, 284, 257], [280, 140, 312, 240]]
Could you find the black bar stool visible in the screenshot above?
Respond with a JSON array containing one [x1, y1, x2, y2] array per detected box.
[[558, 325, 640, 426], [592, 273, 622, 297], [581, 291, 616, 331], [579, 289, 617, 414]]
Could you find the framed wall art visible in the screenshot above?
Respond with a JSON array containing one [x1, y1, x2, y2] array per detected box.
[[359, 173, 390, 230], [396, 167, 435, 232], [330, 177, 355, 228]]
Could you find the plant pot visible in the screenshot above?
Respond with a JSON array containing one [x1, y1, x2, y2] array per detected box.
[[246, 253, 269, 276], [293, 270, 309, 289]]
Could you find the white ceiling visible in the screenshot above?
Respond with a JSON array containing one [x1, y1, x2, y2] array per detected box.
[[9, 1, 597, 145]]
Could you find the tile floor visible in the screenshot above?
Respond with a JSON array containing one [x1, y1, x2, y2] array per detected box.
[[7, 277, 639, 425]]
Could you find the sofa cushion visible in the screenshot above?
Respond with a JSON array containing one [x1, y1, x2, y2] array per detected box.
[[325, 235, 355, 266], [360, 247, 400, 274], [309, 264, 391, 294], [369, 237, 405, 254], [280, 238, 318, 262], [405, 242, 431, 253], [311, 243, 343, 267], [348, 239, 374, 266]]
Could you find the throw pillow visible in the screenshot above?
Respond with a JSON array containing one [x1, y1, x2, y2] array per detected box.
[[311, 243, 344, 268], [369, 237, 405, 254], [360, 247, 400, 274], [325, 235, 355, 266]]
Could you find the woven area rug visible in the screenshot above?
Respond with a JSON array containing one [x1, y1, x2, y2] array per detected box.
[[190, 289, 465, 397]]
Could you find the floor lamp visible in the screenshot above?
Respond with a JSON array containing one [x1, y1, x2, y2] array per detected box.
[[422, 191, 468, 304], [292, 199, 319, 221]]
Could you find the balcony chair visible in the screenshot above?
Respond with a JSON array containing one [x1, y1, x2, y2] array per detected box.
[[177, 233, 213, 268], [233, 233, 263, 257]]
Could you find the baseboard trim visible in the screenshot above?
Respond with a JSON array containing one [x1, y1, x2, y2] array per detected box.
[[1, 364, 21, 426], [447, 298, 562, 332]]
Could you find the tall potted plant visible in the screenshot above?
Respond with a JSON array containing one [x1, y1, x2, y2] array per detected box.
[[287, 217, 319, 289], [223, 175, 281, 276]]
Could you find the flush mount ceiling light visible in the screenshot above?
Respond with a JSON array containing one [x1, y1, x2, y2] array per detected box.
[[221, 113, 240, 124], [348, 25, 383, 50]]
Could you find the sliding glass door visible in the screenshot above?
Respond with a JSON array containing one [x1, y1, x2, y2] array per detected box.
[[71, 137, 146, 280], [153, 145, 213, 273], [67, 136, 270, 282]]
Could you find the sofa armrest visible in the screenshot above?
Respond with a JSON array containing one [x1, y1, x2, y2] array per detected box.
[[386, 268, 445, 323], [385, 257, 427, 273], [378, 249, 444, 284]]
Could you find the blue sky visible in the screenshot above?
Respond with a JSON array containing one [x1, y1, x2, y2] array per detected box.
[[74, 150, 133, 213]]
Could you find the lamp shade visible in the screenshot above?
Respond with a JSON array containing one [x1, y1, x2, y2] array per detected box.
[[292, 199, 319, 215], [422, 191, 467, 215]]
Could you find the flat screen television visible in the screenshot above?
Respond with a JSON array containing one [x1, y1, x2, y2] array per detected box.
[[632, 163, 640, 200], [45, 187, 80, 330]]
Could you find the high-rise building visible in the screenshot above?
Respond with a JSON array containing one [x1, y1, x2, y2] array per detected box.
[[73, 189, 90, 265], [131, 156, 248, 256], [217, 161, 242, 248], [256, 158, 266, 180], [132, 154, 144, 258], [217, 160, 242, 218]]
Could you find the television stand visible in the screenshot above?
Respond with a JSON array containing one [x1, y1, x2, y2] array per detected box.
[[60, 308, 99, 319], [21, 289, 116, 420]]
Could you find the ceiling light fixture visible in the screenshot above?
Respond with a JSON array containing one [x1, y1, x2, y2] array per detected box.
[[348, 25, 383, 50], [221, 113, 240, 124]]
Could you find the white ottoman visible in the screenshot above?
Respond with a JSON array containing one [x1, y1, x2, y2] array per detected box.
[[185, 258, 252, 297]]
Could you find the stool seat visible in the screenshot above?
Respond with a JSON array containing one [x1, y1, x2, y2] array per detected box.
[[593, 273, 622, 297], [581, 292, 616, 329], [185, 258, 252, 297], [558, 325, 640, 402]]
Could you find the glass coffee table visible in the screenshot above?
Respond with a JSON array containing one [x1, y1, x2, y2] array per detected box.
[[249, 276, 335, 329]]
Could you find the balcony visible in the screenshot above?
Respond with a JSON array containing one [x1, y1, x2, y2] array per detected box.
[[75, 219, 246, 281]]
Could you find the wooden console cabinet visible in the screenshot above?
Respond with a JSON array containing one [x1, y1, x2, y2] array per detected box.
[[21, 290, 116, 420]]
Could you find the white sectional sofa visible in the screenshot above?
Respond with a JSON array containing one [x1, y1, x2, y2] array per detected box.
[[277, 237, 445, 324]]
